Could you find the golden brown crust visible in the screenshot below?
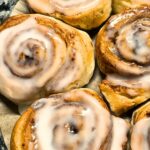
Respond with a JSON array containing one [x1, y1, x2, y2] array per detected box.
[[132, 101, 150, 124], [96, 6, 150, 76], [0, 14, 94, 104], [27, 0, 112, 30], [99, 80, 150, 116], [96, 6, 150, 116], [82, 88, 109, 110], [112, 0, 131, 14], [10, 108, 35, 150], [112, 0, 150, 14], [10, 88, 112, 150]]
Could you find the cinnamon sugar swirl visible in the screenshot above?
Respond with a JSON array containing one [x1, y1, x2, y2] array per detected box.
[[11, 89, 112, 150], [96, 6, 150, 115], [0, 14, 94, 104]]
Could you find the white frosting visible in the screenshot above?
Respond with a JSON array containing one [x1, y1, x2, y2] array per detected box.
[[31, 89, 112, 150], [110, 116, 129, 150], [108, 12, 135, 28], [126, 28, 150, 56], [0, 17, 64, 102], [116, 18, 150, 64], [131, 118, 150, 150], [107, 73, 150, 89], [27, 0, 101, 16], [0, 15, 93, 103], [106, 15, 150, 89]]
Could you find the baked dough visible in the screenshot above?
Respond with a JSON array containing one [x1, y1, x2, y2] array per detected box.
[[131, 101, 150, 150], [112, 0, 150, 13], [96, 6, 150, 115], [0, 14, 94, 104], [11, 88, 112, 150], [27, 0, 112, 30]]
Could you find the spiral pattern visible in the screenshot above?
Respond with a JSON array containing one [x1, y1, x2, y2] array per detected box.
[[11, 89, 112, 150], [96, 6, 150, 89], [0, 14, 94, 104], [11, 89, 131, 150]]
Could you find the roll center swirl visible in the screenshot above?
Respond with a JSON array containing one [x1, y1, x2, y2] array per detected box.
[[17, 39, 46, 67], [116, 18, 150, 65], [4, 26, 53, 78]]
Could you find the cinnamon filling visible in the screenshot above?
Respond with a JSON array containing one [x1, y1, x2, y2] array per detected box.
[[27, 90, 112, 150], [17, 39, 46, 67], [116, 18, 150, 65], [100, 7, 150, 89], [107, 17, 150, 66], [3, 26, 53, 78]]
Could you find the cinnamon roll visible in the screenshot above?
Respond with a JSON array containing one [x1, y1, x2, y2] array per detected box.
[[11, 88, 112, 150], [112, 0, 150, 14], [96, 6, 150, 115], [131, 101, 150, 150], [26, 0, 112, 30], [0, 14, 94, 104]]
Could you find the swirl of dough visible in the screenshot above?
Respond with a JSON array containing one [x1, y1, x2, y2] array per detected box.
[[96, 6, 150, 77], [26, 0, 111, 30], [97, 7, 150, 116], [0, 14, 94, 104], [10, 89, 112, 150]]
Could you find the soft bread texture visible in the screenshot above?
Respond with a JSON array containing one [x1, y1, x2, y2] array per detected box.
[[26, 0, 112, 30], [100, 80, 150, 116], [96, 6, 150, 76], [11, 89, 112, 150], [0, 14, 94, 104], [11, 88, 130, 150], [96, 6, 150, 116], [112, 0, 150, 14]]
